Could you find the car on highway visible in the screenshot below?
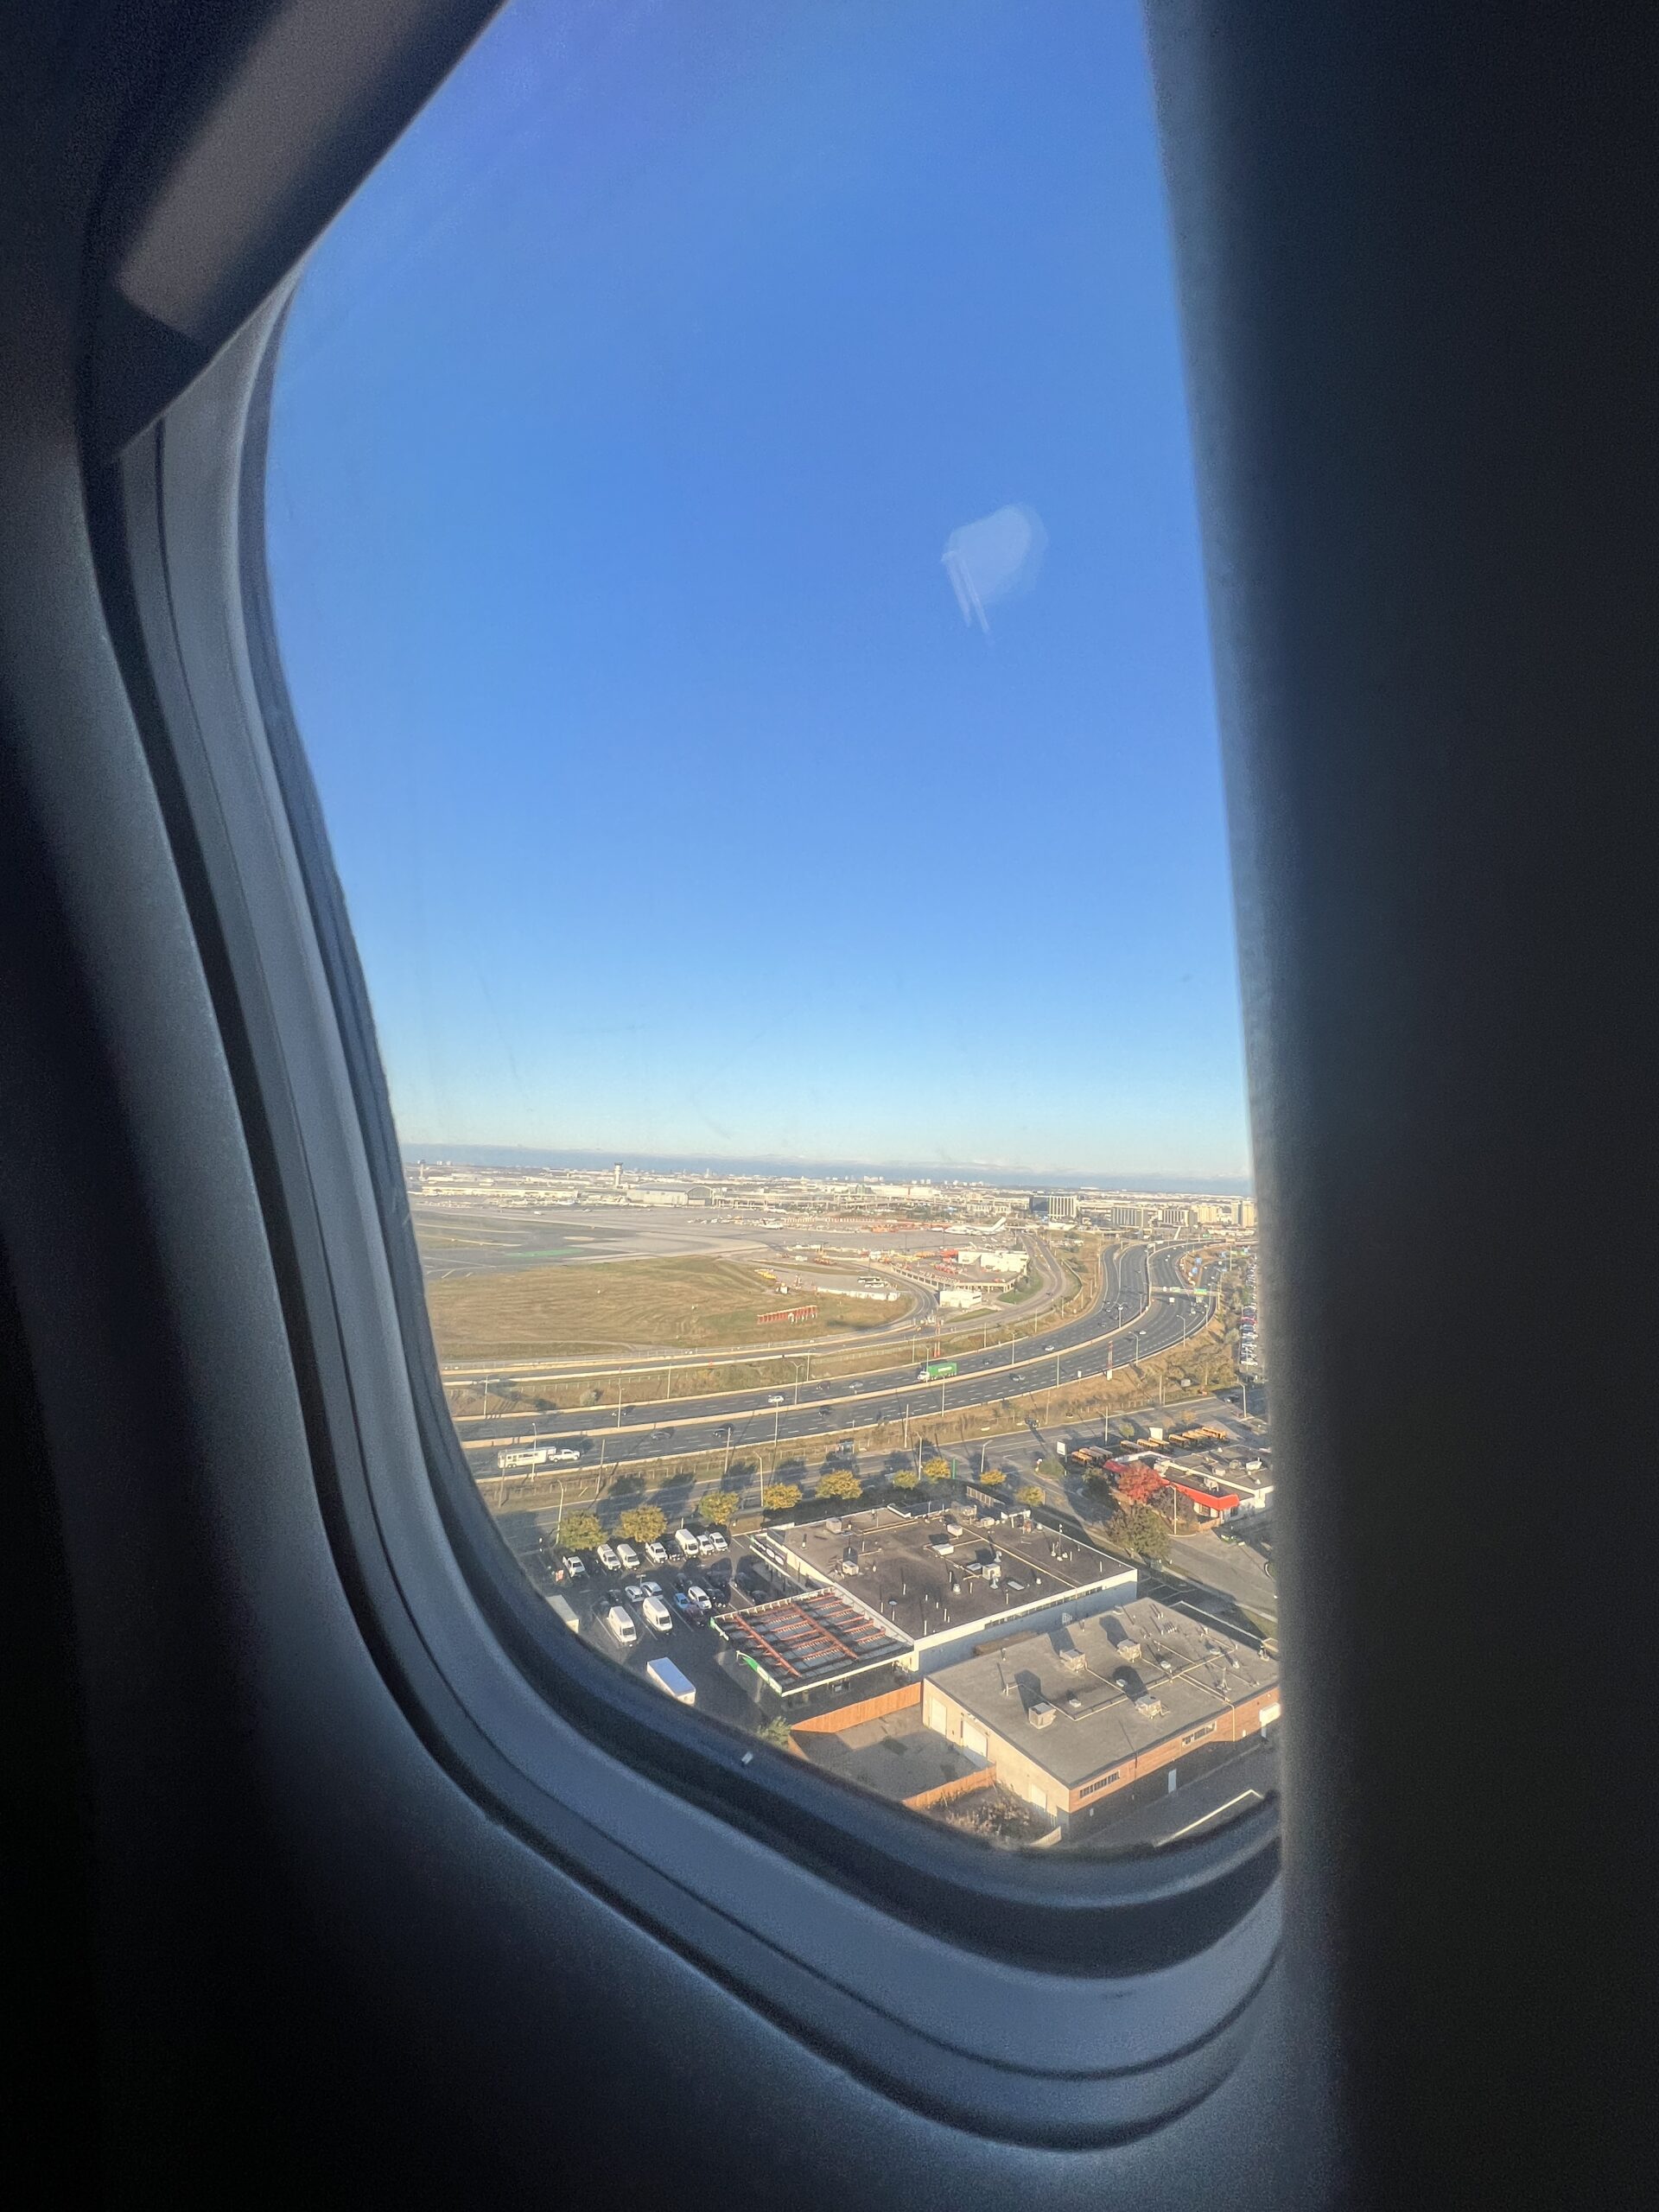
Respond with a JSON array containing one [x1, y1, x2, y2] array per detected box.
[[545, 1446, 583, 1465], [595, 1543, 621, 1573], [649, 1427, 671, 1441], [615, 1541, 641, 1572], [644, 1540, 668, 1566], [767, 1393, 785, 1405]]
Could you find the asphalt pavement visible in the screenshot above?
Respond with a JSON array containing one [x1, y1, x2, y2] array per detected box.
[[464, 1242, 1219, 1474]]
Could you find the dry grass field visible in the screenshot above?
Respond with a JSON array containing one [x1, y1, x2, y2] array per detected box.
[[425, 1252, 913, 1361]]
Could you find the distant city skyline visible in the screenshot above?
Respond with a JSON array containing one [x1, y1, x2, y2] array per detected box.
[[400, 1141, 1251, 1198]]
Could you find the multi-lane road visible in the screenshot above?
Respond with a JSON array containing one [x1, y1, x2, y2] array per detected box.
[[462, 1240, 1221, 1472]]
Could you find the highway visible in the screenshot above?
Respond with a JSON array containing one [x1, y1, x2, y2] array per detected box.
[[463, 1241, 1220, 1473]]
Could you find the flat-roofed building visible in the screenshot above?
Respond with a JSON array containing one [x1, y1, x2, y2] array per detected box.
[[920, 1597, 1280, 1834], [749, 1505, 1135, 1678]]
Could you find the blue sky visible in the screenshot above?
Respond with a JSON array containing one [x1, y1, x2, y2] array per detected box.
[[264, 0, 1250, 1180]]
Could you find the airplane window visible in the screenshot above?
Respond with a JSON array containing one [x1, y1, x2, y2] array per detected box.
[[261, 0, 1269, 1857]]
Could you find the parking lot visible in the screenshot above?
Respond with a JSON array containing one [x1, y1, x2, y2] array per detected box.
[[514, 1528, 791, 1727]]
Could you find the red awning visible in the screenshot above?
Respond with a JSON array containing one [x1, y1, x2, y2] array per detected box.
[[1165, 1478, 1241, 1510]]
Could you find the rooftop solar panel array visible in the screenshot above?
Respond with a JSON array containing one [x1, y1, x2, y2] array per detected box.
[[715, 1591, 912, 1688]]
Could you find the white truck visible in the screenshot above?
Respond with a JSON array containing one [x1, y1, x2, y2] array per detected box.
[[646, 1656, 696, 1705], [640, 1593, 673, 1636], [603, 1603, 638, 1649], [545, 1594, 581, 1634]]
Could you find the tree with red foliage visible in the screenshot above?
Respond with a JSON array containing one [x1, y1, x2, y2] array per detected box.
[[1114, 1461, 1165, 1509]]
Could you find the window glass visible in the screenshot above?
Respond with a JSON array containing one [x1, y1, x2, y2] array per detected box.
[[264, 0, 1271, 1854]]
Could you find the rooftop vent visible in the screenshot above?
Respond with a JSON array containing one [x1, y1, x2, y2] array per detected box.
[[1134, 1694, 1163, 1719], [1028, 1700, 1057, 1730], [1106, 1611, 1142, 1662]]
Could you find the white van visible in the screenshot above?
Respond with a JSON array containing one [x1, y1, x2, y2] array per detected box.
[[645, 1657, 696, 1705], [615, 1541, 640, 1572], [640, 1593, 673, 1636], [595, 1543, 621, 1573], [603, 1603, 638, 1648], [674, 1529, 702, 1560]]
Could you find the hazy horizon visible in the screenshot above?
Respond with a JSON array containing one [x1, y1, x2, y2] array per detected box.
[[401, 1139, 1251, 1198]]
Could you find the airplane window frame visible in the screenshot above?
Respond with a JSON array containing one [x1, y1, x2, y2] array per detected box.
[[97, 270, 1281, 2144]]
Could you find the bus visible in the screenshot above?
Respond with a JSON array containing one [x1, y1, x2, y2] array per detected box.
[[918, 1360, 959, 1382]]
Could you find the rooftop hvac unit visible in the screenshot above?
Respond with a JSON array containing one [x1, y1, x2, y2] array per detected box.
[[1134, 1694, 1163, 1718], [1058, 1647, 1087, 1674], [1106, 1612, 1142, 1662], [1028, 1700, 1058, 1730]]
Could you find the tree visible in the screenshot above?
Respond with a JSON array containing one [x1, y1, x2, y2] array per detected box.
[[699, 1490, 740, 1527], [889, 1465, 920, 1491], [617, 1503, 666, 1544], [921, 1456, 952, 1485], [756, 1714, 794, 1751], [817, 1469, 863, 1501], [761, 1481, 803, 1513], [1124, 1503, 1173, 1563], [1115, 1462, 1165, 1508], [557, 1510, 603, 1551], [1035, 1454, 1065, 1484], [1018, 1484, 1043, 1508], [977, 1466, 1007, 1488]]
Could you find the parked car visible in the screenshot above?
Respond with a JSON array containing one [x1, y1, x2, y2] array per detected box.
[[686, 1582, 712, 1611], [595, 1543, 621, 1574], [603, 1604, 637, 1649], [561, 1554, 587, 1579], [671, 1590, 696, 1620], [641, 1593, 673, 1636], [700, 1530, 728, 1556], [623, 1580, 646, 1605], [615, 1542, 640, 1572], [674, 1529, 702, 1560], [644, 1541, 668, 1567]]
